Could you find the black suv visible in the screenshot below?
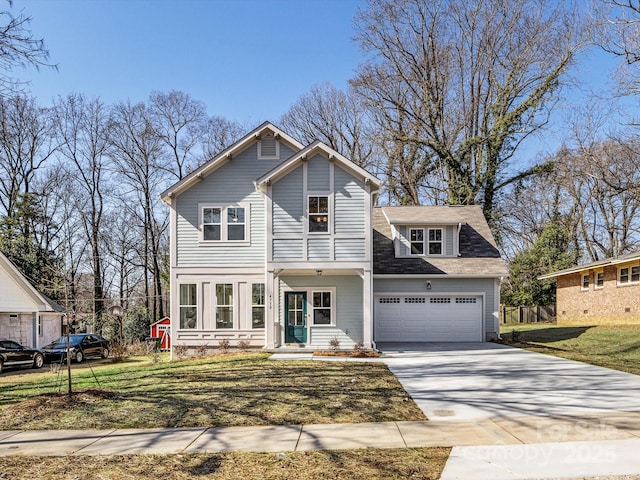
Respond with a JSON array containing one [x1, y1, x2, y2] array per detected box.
[[43, 334, 110, 363], [0, 339, 45, 374]]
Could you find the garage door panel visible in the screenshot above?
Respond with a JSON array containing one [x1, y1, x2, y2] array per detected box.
[[375, 295, 483, 342]]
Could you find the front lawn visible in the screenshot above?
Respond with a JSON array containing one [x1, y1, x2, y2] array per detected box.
[[500, 323, 640, 375], [0, 448, 450, 480], [0, 353, 426, 430]]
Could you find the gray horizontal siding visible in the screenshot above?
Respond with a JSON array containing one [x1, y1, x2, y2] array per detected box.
[[177, 143, 282, 266], [272, 165, 303, 235], [335, 238, 366, 260], [307, 154, 330, 191], [334, 166, 366, 235], [273, 239, 303, 260], [308, 238, 331, 261]]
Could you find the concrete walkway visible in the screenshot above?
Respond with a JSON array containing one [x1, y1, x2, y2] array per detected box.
[[1, 415, 640, 478]]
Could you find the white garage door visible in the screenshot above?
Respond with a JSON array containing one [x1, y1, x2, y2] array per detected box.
[[374, 295, 483, 342]]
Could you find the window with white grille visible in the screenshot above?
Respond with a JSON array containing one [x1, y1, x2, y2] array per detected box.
[[455, 297, 477, 304], [430, 297, 451, 303], [379, 297, 400, 304], [404, 297, 426, 303]]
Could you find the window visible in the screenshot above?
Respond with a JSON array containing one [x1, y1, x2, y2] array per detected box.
[[619, 267, 630, 284], [216, 284, 233, 329], [308, 196, 329, 233], [430, 297, 451, 304], [619, 265, 640, 285], [258, 134, 279, 159], [37, 316, 42, 336], [200, 204, 248, 242], [179, 284, 197, 329], [202, 207, 221, 241], [456, 297, 477, 303], [595, 271, 604, 289], [252, 283, 265, 329], [227, 207, 245, 240], [312, 291, 332, 325], [9, 314, 17, 326], [410, 229, 424, 255], [581, 274, 589, 290], [428, 228, 443, 255], [405, 297, 426, 303]]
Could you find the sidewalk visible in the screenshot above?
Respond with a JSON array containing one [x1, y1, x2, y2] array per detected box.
[[1, 413, 640, 479]]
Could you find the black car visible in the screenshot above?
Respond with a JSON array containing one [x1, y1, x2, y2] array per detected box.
[[43, 334, 110, 363], [0, 339, 45, 374]]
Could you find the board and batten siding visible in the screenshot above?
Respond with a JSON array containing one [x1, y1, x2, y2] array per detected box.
[[279, 274, 363, 348], [373, 277, 496, 335], [270, 155, 368, 263], [176, 142, 296, 266]]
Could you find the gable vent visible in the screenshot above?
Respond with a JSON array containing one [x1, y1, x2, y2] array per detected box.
[[258, 134, 279, 159]]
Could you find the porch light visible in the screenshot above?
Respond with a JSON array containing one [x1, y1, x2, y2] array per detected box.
[[316, 270, 323, 276], [426, 281, 432, 290]]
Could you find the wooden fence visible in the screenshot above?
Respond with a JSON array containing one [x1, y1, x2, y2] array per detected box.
[[501, 305, 556, 325]]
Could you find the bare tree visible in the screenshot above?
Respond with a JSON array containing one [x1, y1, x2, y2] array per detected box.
[[0, 95, 56, 219], [280, 82, 377, 169], [352, 0, 587, 221], [148, 90, 207, 180], [201, 115, 245, 164], [0, 3, 55, 96], [53, 93, 111, 332], [108, 100, 169, 323]]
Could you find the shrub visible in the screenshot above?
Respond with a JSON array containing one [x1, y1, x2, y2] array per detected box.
[[195, 343, 210, 358], [352, 341, 365, 354], [173, 344, 189, 359], [329, 336, 340, 352], [218, 338, 231, 353], [238, 340, 251, 351]]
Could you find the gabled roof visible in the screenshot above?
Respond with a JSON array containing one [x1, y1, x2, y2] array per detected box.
[[255, 140, 383, 191], [373, 206, 508, 276], [0, 251, 64, 312], [539, 251, 640, 280], [160, 121, 305, 202]]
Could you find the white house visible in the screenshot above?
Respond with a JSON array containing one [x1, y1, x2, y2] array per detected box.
[[160, 122, 507, 354]]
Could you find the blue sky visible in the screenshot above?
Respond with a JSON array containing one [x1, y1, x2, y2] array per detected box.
[[15, 0, 637, 164], [20, 0, 363, 126]]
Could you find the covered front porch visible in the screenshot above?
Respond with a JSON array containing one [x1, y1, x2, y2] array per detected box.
[[265, 266, 372, 350]]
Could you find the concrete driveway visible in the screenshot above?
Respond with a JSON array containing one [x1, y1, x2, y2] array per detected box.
[[378, 342, 640, 421]]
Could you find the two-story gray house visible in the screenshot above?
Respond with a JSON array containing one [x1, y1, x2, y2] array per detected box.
[[160, 122, 506, 353]]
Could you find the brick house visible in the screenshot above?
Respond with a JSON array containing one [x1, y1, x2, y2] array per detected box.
[[540, 252, 640, 325]]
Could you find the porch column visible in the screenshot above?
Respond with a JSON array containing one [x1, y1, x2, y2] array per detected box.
[[266, 270, 276, 349], [363, 268, 373, 349]]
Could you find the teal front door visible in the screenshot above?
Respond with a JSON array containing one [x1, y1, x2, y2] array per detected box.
[[285, 291, 307, 343]]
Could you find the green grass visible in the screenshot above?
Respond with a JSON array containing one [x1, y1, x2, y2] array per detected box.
[[0, 353, 426, 430], [0, 448, 450, 480], [500, 323, 640, 375]]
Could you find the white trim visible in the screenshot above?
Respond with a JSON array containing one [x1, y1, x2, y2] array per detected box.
[[198, 202, 250, 245], [257, 134, 280, 160], [581, 273, 590, 291], [373, 274, 504, 279], [617, 265, 640, 286], [310, 288, 336, 326], [307, 193, 332, 235], [594, 270, 604, 290]]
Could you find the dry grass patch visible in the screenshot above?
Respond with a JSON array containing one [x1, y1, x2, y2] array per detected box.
[[0, 353, 425, 430], [501, 324, 640, 375], [0, 448, 450, 480]]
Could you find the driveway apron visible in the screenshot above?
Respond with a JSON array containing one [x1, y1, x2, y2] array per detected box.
[[378, 342, 640, 421]]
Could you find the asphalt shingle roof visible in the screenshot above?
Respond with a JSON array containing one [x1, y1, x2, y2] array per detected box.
[[373, 206, 508, 276]]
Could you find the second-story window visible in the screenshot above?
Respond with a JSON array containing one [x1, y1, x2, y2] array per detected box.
[[308, 195, 329, 233], [200, 204, 248, 243], [410, 229, 424, 254], [428, 228, 443, 255]]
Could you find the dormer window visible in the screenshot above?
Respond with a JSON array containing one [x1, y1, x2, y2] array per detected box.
[[410, 229, 424, 254], [258, 134, 279, 160], [409, 227, 443, 256]]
